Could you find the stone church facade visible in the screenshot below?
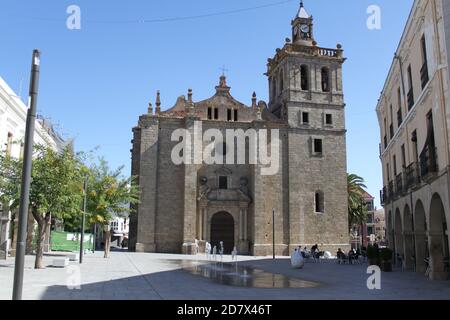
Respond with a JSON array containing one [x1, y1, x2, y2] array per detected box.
[[129, 2, 350, 256]]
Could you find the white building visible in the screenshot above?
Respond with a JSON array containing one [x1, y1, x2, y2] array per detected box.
[[110, 216, 129, 235], [0, 76, 66, 258]]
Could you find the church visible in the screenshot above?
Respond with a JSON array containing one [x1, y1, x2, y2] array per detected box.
[[129, 2, 350, 256]]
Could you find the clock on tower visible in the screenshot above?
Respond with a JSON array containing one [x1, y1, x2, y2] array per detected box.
[[292, 1, 314, 44]]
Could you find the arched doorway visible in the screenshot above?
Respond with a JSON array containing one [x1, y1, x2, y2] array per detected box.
[[395, 209, 404, 267], [414, 200, 428, 273], [403, 205, 415, 270], [429, 193, 448, 280], [210, 212, 234, 254]]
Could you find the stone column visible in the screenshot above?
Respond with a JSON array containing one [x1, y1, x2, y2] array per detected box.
[[428, 233, 447, 280], [136, 118, 159, 253], [182, 118, 201, 254], [202, 208, 207, 241], [414, 231, 428, 273], [238, 208, 249, 254], [402, 232, 415, 270]]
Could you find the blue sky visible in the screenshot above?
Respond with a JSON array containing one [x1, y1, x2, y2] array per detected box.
[[0, 0, 413, 207]]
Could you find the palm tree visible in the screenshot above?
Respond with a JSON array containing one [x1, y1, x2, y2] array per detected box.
[[347, 173, 368, 226]]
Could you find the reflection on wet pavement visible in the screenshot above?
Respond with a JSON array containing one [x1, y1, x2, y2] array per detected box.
[[165, 260, 320, 289]]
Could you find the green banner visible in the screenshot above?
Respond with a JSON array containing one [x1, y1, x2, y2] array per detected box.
[[50, 231, 93, 252]]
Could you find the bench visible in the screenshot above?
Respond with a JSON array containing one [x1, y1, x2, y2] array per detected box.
[[66, 253, 79, 261], [52, 257, 69, 268]]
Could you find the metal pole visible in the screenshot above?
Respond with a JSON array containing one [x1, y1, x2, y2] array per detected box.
[[12, 50, 40, 300], [272, 209, 275, 260], [91, 223, 96, 253], [79, 178, 87, 263]]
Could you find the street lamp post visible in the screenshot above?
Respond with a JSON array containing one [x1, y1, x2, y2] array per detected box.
[[12, 50, 41, 300], [79, 177, 88, 263], [272, 208, 275, 260]]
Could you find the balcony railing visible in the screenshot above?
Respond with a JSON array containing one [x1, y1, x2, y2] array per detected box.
[[380, 187, 387, 206], [405, 162, 419, 190], [395, 173, 404, 197], [407, 89, 414, 110], [388, 181, 394, 201], [421, 62, 429, 90], [420, 147, 438, 177]]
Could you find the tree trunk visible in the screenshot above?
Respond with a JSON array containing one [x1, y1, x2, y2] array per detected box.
[[25, 210, 35, 254], [33, 210, 51, 269], [104, 229, 111, 258]]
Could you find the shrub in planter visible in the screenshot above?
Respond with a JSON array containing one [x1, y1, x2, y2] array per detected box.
[[380, 248, 393, 272]]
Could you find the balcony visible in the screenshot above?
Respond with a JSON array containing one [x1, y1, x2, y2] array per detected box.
[[405, 162, 419, 190], [380, 187, 387, 206], [420, 147, 438, 177], [421, 62, 429, 90], [388, 181, 394, 201], [395, 173, 404, 197], [407, 89, 414, 111]]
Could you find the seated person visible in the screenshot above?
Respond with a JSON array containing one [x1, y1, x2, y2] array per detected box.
[[336, 248, 344, 260], [348, 249, 355, 264]]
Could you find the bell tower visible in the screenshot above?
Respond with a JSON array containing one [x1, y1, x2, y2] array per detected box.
[[265, 0, 349, 255], [266, 0, 345, 127], [292, 1, 314, 45]]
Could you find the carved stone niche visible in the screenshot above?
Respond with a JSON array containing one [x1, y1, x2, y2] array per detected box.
[[239, 177, 249, 196], [198, 176, 210, 201]]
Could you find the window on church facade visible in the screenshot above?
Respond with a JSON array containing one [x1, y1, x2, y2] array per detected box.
[[325, 114, 333, 125], [234, 109, 238, 122], [302, 112, 309, 124], [313, 138, 323, 155], [207, 107, 212, 120], [321, 67, 330, 92], [214, 108, 219, 120], [271, 78, 276, 99], [300, 65, 309, 91], [219, 176, 228, 190], [315, 191, 324, 213], [227, 109, 232, 121], [279, 70, 284, 94]]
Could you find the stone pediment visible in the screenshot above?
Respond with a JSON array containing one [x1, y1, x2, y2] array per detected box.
[[206, 188, 251, 203], [157, 75, 263, 122], [214, 167, 232, 176]]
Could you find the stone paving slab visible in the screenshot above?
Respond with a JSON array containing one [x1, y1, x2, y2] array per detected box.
[[0, 252, 449, 300]]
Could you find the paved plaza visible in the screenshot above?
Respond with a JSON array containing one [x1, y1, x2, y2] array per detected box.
[[0, 251, 449, 300]]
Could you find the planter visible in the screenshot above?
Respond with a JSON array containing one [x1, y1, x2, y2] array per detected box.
[[368, 259, 378, 266], [381, 260, 392, 272]]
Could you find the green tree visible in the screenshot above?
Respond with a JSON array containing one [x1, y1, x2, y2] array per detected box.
[[30, 146, 85, 268], [0, 153, 21, 211], [347, 173, 368, 226], [86, 159, 139, 258]]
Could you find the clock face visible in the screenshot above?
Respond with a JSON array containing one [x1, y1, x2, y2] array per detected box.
[[300, 24, 310, 33]]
